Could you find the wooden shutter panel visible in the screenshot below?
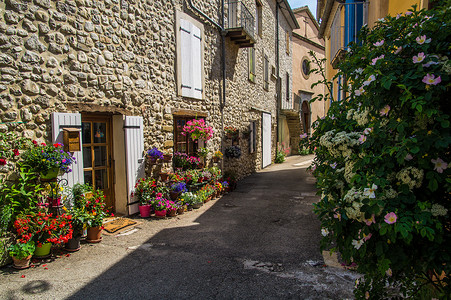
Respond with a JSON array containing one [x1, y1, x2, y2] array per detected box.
[[180, 19, 193, 98], [124, 116, 144, 215], [191, 23, 203, 99], [51, 113, 84, 189]]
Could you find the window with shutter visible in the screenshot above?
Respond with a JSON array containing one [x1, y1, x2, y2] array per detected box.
[[177, 12, 204, 100], [248, 48, 255, 83], [263, 55, 269, 91]]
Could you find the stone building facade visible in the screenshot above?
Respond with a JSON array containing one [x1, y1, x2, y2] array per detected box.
[[0, 0, 298, 215]]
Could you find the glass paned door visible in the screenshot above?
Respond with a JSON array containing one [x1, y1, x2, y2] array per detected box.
[[82, 115, 114, 210]]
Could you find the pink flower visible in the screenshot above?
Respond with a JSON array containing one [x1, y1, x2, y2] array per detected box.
[[330, 162, 337, 169], [363, 233, 372, 241], [363, 127, 373, 135], [364, 214, 376, 226], [380, 105, 390, 116], [384, 212, 397, 224], [394, 46, 403, 54], [431, 158, 448, 173], [412, 52, 426, 64], [405, 11, 413, 16], [423, 61, 438, 68], [396, 13, 402, 19], [300, 133, 308, 139], [355, 86, 365, 96], [358, 135, 367, 144], [371, 55, 384, 65], [422, 74, 441, 85], [373, 40, 384, 47], [405, 154, 413, 161], [416, 35, 431, 45]]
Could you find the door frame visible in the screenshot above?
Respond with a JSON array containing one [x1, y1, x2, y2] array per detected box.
[[262, 112, 272, 168], [81, 113, 115, 211]]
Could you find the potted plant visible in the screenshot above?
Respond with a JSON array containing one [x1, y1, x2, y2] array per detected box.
[[13, 210, 74, 257], [153, 194, 168, 218], [8, 241, 35, 269], [212, 151, 223, 163], [84, 189, 108, 243], [224, 126, 238, 138], [132, 177, 158, 218], [21, 142, 76, 180], [163, 152, 173, 162], [166, 200, 179, 217], [169, 182, 187, 200], [181, 119, 214, 141], [224, 145, 241, 159], [146, 147, 164, 164]]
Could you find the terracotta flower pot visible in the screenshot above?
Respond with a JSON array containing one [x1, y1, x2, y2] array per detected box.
[[86, 226, 102, 243], [160, 173, 169, 182], [167, 209, 177, 217], [169, 191, 181, 201], [177, 207, 185, 215], [12, 255, 32, 269]]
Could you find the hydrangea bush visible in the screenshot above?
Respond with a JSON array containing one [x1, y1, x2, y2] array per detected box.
[[309, 5, 450, 298]]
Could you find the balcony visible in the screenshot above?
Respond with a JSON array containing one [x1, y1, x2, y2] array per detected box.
[[225, 1, 255, 48], [330, 1, 368, 68]]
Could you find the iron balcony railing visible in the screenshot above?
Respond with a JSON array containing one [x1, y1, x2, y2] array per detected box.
[[225, 1, 255, 40], [330, 1, 368, 65]]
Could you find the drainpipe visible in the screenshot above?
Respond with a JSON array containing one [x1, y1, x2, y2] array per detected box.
[[275, 1, 280, 147], [187, 0, 226, 170]]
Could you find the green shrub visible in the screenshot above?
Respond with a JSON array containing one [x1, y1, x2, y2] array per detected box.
[[275, 151, 285, 163], [310, 4, 450, 298]]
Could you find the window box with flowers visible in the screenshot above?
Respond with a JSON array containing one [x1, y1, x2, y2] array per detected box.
[[21, 142, 76, 180], [212, 151, 223, 163], [224, 126, 238, 139], [182, 119, 214, 141]]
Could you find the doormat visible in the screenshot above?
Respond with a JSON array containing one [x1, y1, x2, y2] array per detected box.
[[102, 218, 140, 235]]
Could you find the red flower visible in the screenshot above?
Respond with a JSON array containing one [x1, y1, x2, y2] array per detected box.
[[0, 158, 6, 165], [13, 149, 19, 156], [32, 140, 38, 145]]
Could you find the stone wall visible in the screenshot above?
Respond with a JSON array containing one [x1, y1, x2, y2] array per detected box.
[[0, 0, 294, 182]]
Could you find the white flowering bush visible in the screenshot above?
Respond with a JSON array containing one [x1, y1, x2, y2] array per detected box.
[[310, 4, 450, 299]]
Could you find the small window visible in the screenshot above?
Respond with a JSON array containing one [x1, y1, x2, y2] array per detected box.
[[286, 31, 290, 54], [248, 48, 255, 83], [174, 116, 200, 156], [263, 55, 269, 90], [286, 72, 290, 102], [301, 57, 310, 79], [256, 0, 262, 37]]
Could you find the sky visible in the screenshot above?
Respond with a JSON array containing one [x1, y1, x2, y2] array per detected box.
[[287, 0, 317, 19]]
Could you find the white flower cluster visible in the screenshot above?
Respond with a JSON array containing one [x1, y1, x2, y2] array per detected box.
[[430, 204, 448, 216], [385, 187, 398, 199], [343, 187, 366, 221], [353, 108, 370, 126], [319, 130, 361, 158], [344, 161, 356, 183], [397, 167, 424, 189]]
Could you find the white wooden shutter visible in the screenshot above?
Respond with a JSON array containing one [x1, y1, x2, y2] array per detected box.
[[180, 18, 202, 100], [124, 116, 144, 215], [262, 113, 272, 168], [191, 23, 203, 99], [51, 112, 84, 188]]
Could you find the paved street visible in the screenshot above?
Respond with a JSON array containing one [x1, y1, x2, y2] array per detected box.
[[1, 155, 357, 299]]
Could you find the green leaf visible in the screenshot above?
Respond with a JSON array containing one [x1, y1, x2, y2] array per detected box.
[[410, 146, 420, 154], [428, 178, 438, 192], [441, 120, 450, 128]]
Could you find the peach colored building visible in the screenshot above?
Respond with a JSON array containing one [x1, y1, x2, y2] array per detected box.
[[280, 6, 325, 154]]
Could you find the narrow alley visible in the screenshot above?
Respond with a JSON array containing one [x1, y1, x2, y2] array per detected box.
[[1, 155, 357, 299]]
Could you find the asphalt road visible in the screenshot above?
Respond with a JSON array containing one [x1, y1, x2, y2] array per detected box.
[[1, 155, 357, 299]]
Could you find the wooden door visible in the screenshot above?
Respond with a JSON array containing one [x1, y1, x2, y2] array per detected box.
[[81, 115, 114, 211]]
